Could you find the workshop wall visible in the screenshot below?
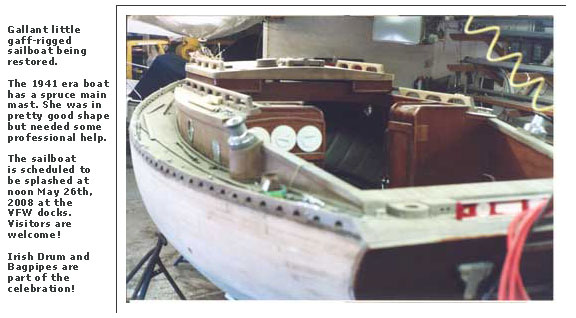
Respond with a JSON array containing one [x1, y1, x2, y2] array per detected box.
[[264, 16, 489, 87]]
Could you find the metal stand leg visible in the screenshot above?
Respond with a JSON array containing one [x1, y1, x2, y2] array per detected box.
[[173, 255, 189, 267], [127, 233, 186, 300]]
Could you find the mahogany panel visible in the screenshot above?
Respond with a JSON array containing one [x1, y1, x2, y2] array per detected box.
[[387, 121, 413, 187], [489, 131, 553, 181], [387, 103, 553, 187], [388, 104, 491, 188], [187, 72, 391, 105], [253, 81, 389, 104], [177, 104, 326, 166], [214, 78, 262, 93], [352, 80, 393, 93], [246, 105, 326, 164]]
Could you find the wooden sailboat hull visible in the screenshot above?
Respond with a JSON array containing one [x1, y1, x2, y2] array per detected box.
[[131, 147, 364, 299], [129, 79, 553, 300]]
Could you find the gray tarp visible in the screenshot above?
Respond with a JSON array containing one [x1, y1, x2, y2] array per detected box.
[[128, 16, 264, 40]]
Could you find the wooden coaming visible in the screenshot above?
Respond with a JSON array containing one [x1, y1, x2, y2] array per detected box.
[[387, 103, 553, 188], [174, 82, 328, 167]]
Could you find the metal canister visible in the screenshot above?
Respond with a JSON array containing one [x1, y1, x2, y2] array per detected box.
[[225, 116, 263, 183]]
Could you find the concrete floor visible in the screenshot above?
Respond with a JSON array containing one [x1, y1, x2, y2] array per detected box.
[[126, 161, 225, 300]]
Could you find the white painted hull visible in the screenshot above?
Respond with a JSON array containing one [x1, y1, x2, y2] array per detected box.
[[131, 148, 364, 299]]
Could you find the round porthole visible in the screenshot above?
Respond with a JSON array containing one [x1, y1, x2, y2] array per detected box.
[[271, 125, 297, 151], [297, 125, 323, 152], [248, 126, 271, 144]]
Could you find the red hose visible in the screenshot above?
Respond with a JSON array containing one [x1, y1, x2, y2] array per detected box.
[[498, 200, 549, 300]]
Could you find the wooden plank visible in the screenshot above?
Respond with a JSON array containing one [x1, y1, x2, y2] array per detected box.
[[489, 126, 554, 180], [473, 95, 553, 117], [511, 72, 554, 86], [446, 64, 476, 72], [352, 80, 392, 93], [186, 61, 394, 81], [187, 73, 393, 101], [462, 57, 553, 76], [386, 121, 413, 188]]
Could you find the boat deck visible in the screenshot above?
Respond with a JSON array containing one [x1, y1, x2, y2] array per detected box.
[[130, 80, 553, 250], [129, 79, 553, 300]]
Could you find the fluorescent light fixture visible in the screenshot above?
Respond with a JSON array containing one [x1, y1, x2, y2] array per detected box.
[[372, 16, 423, 45]]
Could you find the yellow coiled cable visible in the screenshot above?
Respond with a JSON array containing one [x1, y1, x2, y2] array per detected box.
[[464, 16, 553, 112]]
